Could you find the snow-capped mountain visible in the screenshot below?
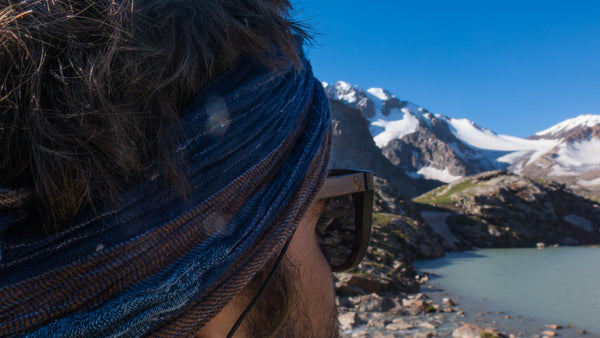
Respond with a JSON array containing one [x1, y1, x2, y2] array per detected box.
[[323, 81, 600, 197]]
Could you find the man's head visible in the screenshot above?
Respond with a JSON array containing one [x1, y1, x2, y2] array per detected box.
[[0, 1, 373, 336], [0, 0, 306, 224]]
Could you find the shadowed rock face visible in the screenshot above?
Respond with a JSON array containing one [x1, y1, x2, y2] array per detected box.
[[328, 98, 441, 213], [328, 97, 446, 294], [381, 116, 501, 178]]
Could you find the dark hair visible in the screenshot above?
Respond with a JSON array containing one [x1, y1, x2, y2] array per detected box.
[[0, 0, 307, 225], [240, 255, 298, 336]]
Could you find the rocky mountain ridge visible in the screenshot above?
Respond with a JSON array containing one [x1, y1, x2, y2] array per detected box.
[[324, 81, 600, 198]]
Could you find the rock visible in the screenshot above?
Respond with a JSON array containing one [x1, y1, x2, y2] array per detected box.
[[372, 333, 394, 338], [338, 311, 362, 331], [483, 329, 508, 338], [442, 297, 455, 306], [337, 297, 354, 309], [337, 273, 392, 294], [385, 319, 414, 331], [541, 331, 556, 337], [411, 332, 437, 338], [413, 293, 427, 300], [367, 319, 387, 328], [578, 330, 587, 334], [353, 294, 396, 312], [398, 299, 434, 316], [335, 281, 366, 297], [370, 312, 387, 319], [418, 320, 439, 330], [452, 324, 483, 337], [544, 324, 562, 330]]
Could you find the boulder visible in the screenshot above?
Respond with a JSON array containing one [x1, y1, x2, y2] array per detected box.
[[338, 311, 362, 331], [352, 293, 396, 312], [452, 324, 483, 338], [397, 299, 435, 316], [337, 273, 392, 294], [385, 319, 413, 331]]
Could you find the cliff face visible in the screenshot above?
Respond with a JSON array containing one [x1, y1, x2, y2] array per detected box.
[[328, 97, 446, 293], [414, 171, 600, 248], [328, 98, 440, 213]]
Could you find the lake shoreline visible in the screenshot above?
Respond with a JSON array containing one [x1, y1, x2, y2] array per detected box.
[[339, 246, 600, 337], [412, 247, 600, 338], [339, 271, 596, 337], [416, 270, 597, 337]]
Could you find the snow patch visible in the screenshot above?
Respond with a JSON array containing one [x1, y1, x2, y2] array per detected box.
[[564, 214, 594, 232], [367, 87, 390, 101], [448, 118, 559, 167], [577, 177, 600, 187], [417, 166, 463, 183], [554, 139, 600, 168], [371, 109, 420, 147]]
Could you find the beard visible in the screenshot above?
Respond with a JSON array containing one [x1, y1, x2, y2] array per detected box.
[[275, 297, 340, 338], [241, 255, 341, 337]]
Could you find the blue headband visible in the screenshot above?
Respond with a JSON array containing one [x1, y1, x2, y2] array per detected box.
[[0, 54, 331, 336]]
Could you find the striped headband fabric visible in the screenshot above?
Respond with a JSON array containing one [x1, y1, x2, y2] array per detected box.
[[0, 53, 331, 336]]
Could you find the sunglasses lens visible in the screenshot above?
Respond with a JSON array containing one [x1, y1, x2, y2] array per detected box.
[[316, 194, 357, 269]]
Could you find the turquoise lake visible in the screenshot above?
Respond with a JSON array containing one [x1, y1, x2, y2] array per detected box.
[[414, 247, 600, 335]]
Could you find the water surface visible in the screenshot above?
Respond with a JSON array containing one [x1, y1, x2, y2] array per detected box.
[[414, 247, 600, 334]]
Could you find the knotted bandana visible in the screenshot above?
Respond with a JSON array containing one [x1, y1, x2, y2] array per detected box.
[[0, 54, 331, 336]]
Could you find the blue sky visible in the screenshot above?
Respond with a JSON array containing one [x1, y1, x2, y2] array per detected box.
[[292, 0, 600, 137]]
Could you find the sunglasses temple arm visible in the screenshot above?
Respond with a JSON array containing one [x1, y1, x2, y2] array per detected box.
[[331, 174, 374, 272]]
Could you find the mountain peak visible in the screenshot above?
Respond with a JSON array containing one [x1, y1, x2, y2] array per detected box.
[[534, 114, 600, 138], [367, 87, 393, 101]]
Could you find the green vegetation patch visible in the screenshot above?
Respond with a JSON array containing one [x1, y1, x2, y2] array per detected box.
[[480, 331, 499, 338], [372, 213, 395, 227], [372, 212, 413, 242], [413, 178, 477, 208]]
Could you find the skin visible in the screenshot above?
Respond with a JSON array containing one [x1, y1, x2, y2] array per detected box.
[[200, 200, 339, 337]]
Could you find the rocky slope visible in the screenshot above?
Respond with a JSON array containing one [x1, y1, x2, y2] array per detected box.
[[414, 170, 600, 248], [329, 96, 445, 293]]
